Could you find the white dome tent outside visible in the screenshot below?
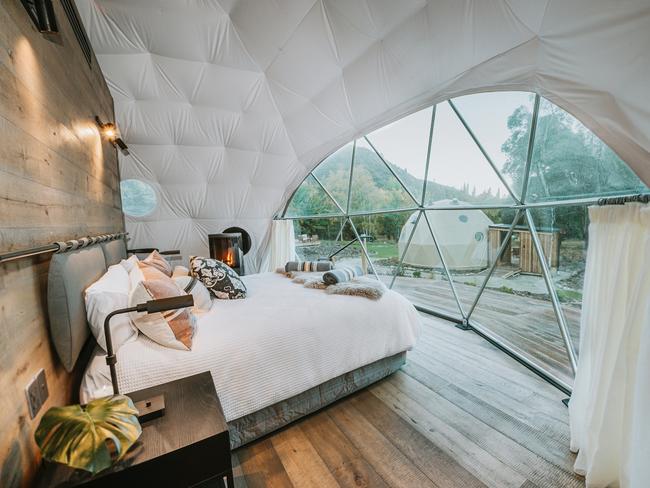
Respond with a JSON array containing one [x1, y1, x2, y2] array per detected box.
[[399, 201, 493, 271]]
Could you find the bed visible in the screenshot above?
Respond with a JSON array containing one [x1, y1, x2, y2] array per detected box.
[[47, 240, 421, 448]]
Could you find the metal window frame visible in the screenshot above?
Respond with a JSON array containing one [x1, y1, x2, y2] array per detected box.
[[448, 100, 520, 203], [276, 90, 649, 395]]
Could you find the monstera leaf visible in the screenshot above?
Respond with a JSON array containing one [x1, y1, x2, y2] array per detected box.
[[35, 395, 142, 474]]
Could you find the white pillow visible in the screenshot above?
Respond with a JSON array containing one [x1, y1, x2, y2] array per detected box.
[[128, 262, 146, 289], [85, 264, 138, 352], [120, 255, 139, 273], [173, 276, 212, 313]]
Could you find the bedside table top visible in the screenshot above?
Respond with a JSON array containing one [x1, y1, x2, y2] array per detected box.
[[38, 372, 230, 487], [126, 371, 228, 462]]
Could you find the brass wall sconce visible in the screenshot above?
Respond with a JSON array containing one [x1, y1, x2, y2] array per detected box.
[[96, 116, 129, 155]]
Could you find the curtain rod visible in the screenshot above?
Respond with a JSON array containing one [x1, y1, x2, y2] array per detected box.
[[597, 193, 650, 206], [0, 232, 128, 265]]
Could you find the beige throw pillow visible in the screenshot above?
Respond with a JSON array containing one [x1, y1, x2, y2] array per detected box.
[[172, 265, 190, 278], [141, 250, 172, 276], [129, 263, 195, 350]]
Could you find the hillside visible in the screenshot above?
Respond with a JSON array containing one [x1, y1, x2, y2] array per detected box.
[[313, 145, 508, 206]]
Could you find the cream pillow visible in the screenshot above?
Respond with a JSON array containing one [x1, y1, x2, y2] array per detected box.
[[85, 264, 138, 352], [172, 265, 190, 278], [129, 263, 195, 350], [173, 276, 212, 313]]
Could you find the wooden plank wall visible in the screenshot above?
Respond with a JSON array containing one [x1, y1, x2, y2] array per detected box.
[[0, 1, 122, 486]]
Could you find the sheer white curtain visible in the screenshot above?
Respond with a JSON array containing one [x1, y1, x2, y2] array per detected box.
[[260, 220, 297, 272], [569, 203, 650, 487]]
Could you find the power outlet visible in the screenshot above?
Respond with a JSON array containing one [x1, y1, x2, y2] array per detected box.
[[25, 369, 49, 419]]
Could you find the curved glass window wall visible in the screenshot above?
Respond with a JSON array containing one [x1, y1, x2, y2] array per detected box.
[[279, 91, 648, 392]]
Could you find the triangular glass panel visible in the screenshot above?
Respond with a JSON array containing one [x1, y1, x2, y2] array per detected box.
[[424, 101, 516, 207], [349, 138, 418, 213], [468, 209, 577, 385], [285, 175, 342, 217], [526, 97, 648, 203], [292, 217, 346, 261], [387, 210, 463, 319], [327, 219, 374, 275], [424, 205, 522, 315], [312, 142, 354, 211], [450, 91, 534, 199], [527, 205, 585, 358], [366, 106, 434, 203], [349, 211, 416, 287]]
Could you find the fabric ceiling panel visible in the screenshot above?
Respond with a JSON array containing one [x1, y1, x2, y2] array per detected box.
[[223, 0, 317, 70], [77, 0, 650, 271], [125, 146, 225, 185]]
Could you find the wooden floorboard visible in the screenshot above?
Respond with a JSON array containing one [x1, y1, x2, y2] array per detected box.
[[233, 313, 584, 488]]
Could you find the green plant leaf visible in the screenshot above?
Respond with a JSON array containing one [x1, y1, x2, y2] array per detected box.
[[35, 395, 142, 474]]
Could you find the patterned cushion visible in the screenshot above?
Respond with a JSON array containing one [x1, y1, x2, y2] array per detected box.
[[141, 250, 172, 276], [190, 256, 247, 299]]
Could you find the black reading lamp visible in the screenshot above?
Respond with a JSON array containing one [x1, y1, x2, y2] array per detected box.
[[103, 295, 194, 421]]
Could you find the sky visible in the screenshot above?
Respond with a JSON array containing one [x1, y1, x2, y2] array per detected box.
[[367, 91, 534, 196]]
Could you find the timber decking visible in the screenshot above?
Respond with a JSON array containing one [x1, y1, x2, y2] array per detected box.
[[390, 277, 580, 386], [232, 313, 584, 488]]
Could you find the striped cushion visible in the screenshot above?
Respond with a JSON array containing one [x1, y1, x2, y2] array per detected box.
[[323, 265, 364, 285], [285, 260, 333, 272]]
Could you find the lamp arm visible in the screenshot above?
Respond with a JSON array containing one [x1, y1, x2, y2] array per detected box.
[[102, 296, 194, 395], [103, 306, 138, 395]]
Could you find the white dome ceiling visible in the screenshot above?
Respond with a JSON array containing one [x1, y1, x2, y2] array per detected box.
[[75, 0, 650, 269]]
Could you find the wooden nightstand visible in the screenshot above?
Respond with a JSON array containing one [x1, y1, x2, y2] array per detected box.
[[37, 372, 233, 487]]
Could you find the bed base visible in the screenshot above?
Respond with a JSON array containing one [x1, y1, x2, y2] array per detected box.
[[228, 351, 406, 449]]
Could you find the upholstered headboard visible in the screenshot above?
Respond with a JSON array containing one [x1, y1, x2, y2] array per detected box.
[[101, 238, 127, 266], [47, 235, 127, 372]]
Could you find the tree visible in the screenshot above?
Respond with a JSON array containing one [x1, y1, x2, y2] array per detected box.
[[501, 103, 646, 238], [503, 103, 645, 203]]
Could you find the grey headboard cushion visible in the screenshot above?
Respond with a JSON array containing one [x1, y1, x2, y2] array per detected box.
[[101, 238, 127, 266], [47, 246, 107, 372]]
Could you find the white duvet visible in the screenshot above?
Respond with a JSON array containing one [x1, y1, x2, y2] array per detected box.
[[81, 272, 421, 421]]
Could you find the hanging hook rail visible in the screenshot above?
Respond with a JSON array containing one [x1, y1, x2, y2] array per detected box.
[[0, 232, 128, 265]]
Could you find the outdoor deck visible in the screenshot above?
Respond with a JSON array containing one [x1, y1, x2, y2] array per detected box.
[[388, 276, 580, 386]]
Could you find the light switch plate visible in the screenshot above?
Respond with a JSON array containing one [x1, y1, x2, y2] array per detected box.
[[25, 369, 48, 419]]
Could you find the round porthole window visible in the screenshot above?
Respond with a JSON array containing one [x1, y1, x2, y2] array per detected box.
[[120, 179, 157, 217], [475, 232, 484, 242], [458, 214, 469, 223]]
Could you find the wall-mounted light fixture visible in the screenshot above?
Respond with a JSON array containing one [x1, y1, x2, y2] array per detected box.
[[96, 116, 129, 155], [21, 0, 59, 36]]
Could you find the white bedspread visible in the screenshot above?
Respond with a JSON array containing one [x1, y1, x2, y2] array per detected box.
[[81, 272, 421, 421]]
